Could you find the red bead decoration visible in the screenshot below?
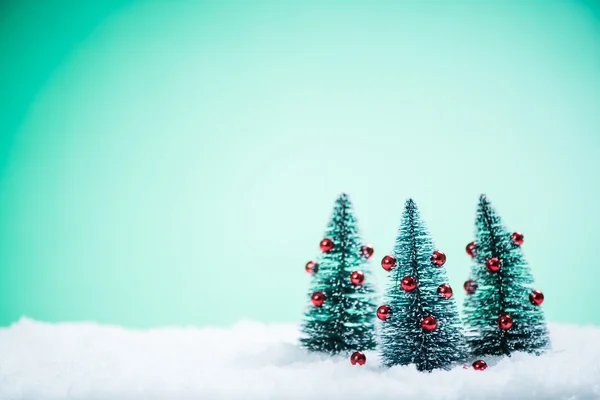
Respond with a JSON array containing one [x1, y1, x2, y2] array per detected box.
[[464, 280, 478, 294], [498, 314, 513, 330], [350, 351, 366, 366], [305, 261, 318, 274], [466, 241, 477, 257], [421, 316, 437, 331], [430, 250, 447, 267], [377, 305, 391, 321], [486, 257, 501, 273], [401, 276, 417, 292], [437, 284, 453, 299], [350, 271, 365, 286], [472, 360, 488, 371], [381, 255, 396, 271], [320, 238, 334, 252], [311, 292, 325, 307], [530, 290, 544, 306], [361, 244, 374, 259], [511, 232, 524, 246]]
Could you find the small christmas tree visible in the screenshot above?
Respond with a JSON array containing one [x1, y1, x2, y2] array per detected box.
[[378, 199, 468, 372], [300, 193, 377, 355], [462, 194, 550, 357]]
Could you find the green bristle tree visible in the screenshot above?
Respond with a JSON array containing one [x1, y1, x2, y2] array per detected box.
[[300, 193, 377, 354], [462, 194, 550, 356], [378, 199, 468, 372]]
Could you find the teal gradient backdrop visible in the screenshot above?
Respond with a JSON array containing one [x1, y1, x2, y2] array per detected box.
[[1, 1, 599, 328]]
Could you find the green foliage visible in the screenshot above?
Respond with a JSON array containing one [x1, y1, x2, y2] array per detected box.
[[300, 194, 377, 354], [463, 194, 550, 356], [379, 199, 468, 372]]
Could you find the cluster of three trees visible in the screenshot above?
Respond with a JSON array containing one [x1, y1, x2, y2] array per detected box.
[[300, 193, 549, 371]]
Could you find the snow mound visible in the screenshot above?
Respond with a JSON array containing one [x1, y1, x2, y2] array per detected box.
[[0, 319, 598, 400]]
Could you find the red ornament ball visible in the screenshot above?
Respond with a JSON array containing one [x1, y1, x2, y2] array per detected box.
[[472, 360, 488, 371], [377, 305, 392, 321], [466, 241, 477, 257], [437, 284, 453, 299], [350, 271, 365, 286], [464, 280, 478, 294], [311, 292, 325, 307], [431, 250, 447, 267], [421, 316, 437, 331], [486, 257, 501, 273], [320, 238, 334, 252], [511, 232, 524, 246], [498, 314, 513, 330], [381, 255, 396, 271], [350, 352, 366, 366], [530, 290, 544, 306], [401, 276, 417, 292], [305, 261, 318, 274], [361, 245, 374, 259]]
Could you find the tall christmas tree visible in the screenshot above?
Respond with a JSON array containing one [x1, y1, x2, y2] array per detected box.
[[300, 193, 377, 355], [378, 199, 468, 372], [462, 194, 550, 357]]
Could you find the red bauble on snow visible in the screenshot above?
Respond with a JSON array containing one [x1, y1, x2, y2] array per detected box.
[[401, 276, 417, 292], [430, 250, 447, 267], [361, 245, 374, 259], [486, 257, 501, 273], [498, 314, 513, 330], [311, 292, 325, 307], [350, 271, 365, 286], [464, 280, 478, 294], [437, 284, 453, 299], [377, 305, 392, 321], [511, 232, 524, 246], [466, 241, 477, 257], [472, 360, 488, 371], [320, 238, 334, 252], [530, 290, 544, 306], [421, 316, 437, 331], [350, 352, 366, 366], [381, 255, 396, 271], [305, 261, 318, 274]]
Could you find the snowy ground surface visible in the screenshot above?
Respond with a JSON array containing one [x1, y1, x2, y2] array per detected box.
[[0, 319, 598, 400]]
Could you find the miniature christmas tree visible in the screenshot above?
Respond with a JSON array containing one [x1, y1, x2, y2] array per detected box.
[[462, 194, 550, 357], [300, 193, 377, 355], [378, 199, 468, 372]]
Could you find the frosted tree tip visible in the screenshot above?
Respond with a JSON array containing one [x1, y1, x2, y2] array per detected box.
[[478, 194, 498, 214], [405, 198, 417, 208]]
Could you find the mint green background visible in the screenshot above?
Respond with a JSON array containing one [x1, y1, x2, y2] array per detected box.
[[1, 1, 599, 328]]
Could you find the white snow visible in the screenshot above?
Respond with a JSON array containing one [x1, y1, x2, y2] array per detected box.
[[0, 319, 598, 400]]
